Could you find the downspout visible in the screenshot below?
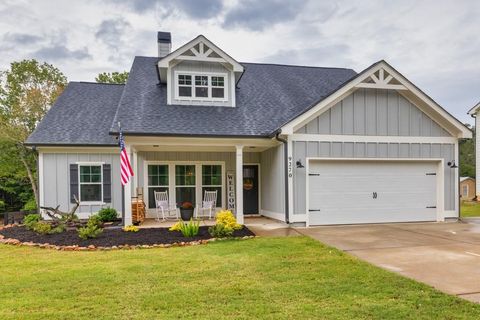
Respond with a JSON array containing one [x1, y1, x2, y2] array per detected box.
[[275, 130, 290, 224]]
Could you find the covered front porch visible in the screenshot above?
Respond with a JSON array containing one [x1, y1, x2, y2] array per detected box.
[[122, 136, 281, 226]]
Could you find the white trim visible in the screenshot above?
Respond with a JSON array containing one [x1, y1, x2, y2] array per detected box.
[[454, 140, 459, 217], [77, 163, 104, 205], [125, 136, 278, 148], [287, 136, 294, 222], [38, 152, 45, 215], [444, 210, 457, 218], [281, 61, 471, 139], [260, 209, 284, 221], [290, 134, 457, 144], [143, 160, 226, 217], [158, 35, 244, 73], [133, 151, 138, 193], [36, 147, 117, 153], [355, 83, 407, 90], [174, 71, 229, 102], [236, 145, 244, 224], [304, 157, 445, 227]]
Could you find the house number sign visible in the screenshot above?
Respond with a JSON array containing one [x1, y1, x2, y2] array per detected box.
[[288, 156, 293, 178], [227, 171, 235, 211]]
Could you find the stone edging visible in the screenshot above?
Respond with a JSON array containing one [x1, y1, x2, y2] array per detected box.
[[0, 224, 256, 251]]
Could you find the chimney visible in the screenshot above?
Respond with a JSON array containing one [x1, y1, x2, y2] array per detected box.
[[157, 31, 171, 58]]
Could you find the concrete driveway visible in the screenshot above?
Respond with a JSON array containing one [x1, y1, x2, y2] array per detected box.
[[296, 219, 480, 303]]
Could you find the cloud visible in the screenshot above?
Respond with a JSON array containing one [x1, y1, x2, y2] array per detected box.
[[3, 32, 42, 44], [95, 18, 131, 49], [223, 0, 307, 31], [109, 0, 223, 19], [33, 45, 91, 61]]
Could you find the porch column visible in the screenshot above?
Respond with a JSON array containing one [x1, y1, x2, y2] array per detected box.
[[235, 145, 244, 224], [123, 144, 133, 226]]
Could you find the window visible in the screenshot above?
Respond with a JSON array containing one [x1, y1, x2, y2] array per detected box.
[[462, 185, 469, 197], [147, 165, 169, 209], [176, 73, 226, 100], [178, 74, 192, 97], [79, 165, 102, 202], [202, 165, 222, 207], [195, 76, 208, 97], [211, 76, 224, 98], [175, 165, 196, 205]]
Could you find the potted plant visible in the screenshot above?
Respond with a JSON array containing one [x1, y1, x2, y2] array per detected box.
[[178, 201, 194, 221]]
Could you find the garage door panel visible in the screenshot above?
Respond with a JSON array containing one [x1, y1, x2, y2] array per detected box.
[[308, 161, 438, 225]]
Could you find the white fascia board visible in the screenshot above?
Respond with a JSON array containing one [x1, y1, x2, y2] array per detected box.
[[157, 35, 244, 73], [290, 134, 457, 144], [36, 146, 118, 153], [124, 136, 279, 148], [467, 101, 480, 115], [281, 60, 471, 139]]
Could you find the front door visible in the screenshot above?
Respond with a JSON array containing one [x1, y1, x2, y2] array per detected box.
[[243, 165, 259, 214]]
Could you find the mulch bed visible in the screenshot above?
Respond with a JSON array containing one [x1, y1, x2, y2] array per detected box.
[[0, 225, 255, 248]]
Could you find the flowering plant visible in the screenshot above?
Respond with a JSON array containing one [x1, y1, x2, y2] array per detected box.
[[178, 201, 193, 209], [123, 225, 139, 232]]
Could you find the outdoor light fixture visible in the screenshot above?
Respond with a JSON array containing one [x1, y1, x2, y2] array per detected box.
[[296, 160, 305, 168], [447, 160, 458, 168]]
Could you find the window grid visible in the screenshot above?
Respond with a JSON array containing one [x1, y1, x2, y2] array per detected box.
[[79, 165, 102, 202], [176, 73, 226, 100]]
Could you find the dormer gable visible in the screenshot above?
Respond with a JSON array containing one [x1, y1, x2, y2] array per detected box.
[[157, 34, 244, 107]]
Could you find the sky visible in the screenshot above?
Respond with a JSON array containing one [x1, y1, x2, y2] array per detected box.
[[0, 0, 479, 124]]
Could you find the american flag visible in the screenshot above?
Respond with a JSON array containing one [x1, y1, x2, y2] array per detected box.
[[119, 130, 134, 186]]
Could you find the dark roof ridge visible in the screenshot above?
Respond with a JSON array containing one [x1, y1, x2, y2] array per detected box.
[[76, 81, 125, 86]]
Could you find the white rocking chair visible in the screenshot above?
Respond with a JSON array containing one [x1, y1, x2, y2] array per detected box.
[[154, 191, 178, 221], [196, 190, 218, 219]]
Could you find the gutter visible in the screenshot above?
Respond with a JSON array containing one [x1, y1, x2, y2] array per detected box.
[[274, 130, 290, 224]]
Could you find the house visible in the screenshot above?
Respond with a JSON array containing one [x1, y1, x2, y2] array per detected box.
[[460, 177, 476, 201], [26, 32, 472, 226], [468, 102, 480, 200]]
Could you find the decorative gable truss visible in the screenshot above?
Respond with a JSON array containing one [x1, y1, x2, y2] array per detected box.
[[355, 68, 407, 90], [157, 35, 244, 84]]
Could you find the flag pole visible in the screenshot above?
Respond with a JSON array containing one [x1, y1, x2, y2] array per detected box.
[[118, 122, 125, 226]]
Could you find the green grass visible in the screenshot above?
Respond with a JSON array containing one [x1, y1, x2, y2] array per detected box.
[[0, 237, 479, 319], [461, 201, 480, 217]]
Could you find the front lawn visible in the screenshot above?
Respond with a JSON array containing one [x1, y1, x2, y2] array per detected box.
[[461, 201, 480, 217], [0, 237, 479, 319]]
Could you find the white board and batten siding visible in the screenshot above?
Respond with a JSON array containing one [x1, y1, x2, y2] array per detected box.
[[40, 152, 122, 219], [292, 88, 459, 226]]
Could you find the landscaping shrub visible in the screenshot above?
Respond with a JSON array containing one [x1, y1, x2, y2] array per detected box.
[[169, 221, 182, 232], [208, 223, 233, 238], [78, 215, 103, 240], [32, 221, 53, 235], [97, 207, 118, 222], [178, 219, 200, 237], [215, 210, 242, 230], [123, 225, 139, 232], [22, 198, 37, 211], [23, 213, 41, 230]]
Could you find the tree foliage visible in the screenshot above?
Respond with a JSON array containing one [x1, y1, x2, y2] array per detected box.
[[459, 124, 475, 178], [0, 59, 67, 211], [95, 71, 129, 84]]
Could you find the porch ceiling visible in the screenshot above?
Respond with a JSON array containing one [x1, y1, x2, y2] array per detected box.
[[127, 136, 279, 152]]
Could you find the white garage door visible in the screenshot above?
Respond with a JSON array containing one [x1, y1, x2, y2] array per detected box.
[[308, 160, 438, 225]]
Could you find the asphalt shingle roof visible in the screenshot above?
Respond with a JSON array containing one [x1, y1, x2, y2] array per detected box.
[[26, 82, 124, 145], [27, 56, 357, 145], [112, 57, 357, 137]]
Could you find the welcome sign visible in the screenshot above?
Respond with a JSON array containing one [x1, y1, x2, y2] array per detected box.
[[226, 171, 235, 211]]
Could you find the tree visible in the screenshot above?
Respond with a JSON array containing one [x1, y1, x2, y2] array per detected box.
[[95, 71, 129, 84], [459, 124, 475, 178], [0, 59, 67, 210]]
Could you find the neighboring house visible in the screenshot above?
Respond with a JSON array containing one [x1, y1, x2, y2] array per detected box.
[[26, 32, 472, 226], [460, 177, 476, 201], [468, 102, 480, 200]]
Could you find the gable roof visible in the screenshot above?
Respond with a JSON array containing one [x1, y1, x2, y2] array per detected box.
[[460, 177, 475, 182], [467, 101, 480, 115], [280, 60, 472, 139], [110, 56, 357, 137], [26, 82, 124, 146]]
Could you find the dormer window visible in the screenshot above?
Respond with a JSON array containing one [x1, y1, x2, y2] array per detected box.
[[175, 72, 227, 101]]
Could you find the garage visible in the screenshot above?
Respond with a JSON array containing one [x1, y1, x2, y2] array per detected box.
[[307, 160, 440, 226]]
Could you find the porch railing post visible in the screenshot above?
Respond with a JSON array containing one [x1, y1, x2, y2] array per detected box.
[[235, 145, 244, 224]]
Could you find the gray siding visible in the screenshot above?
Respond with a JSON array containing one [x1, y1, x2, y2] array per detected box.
[[260, 144, 285, 215], [170, 61, 234, 107], [292, 141, 455, 215], [41, 153, 122, 217], [296, 89, 451, 137], [137, 151, 260, 189]]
